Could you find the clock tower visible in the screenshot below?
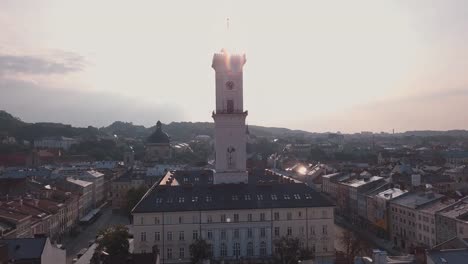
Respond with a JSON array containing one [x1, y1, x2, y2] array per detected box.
[[212, 49, 248, 184]]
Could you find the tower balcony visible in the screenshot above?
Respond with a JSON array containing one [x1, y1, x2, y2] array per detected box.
[[212, 110, 248, 117]]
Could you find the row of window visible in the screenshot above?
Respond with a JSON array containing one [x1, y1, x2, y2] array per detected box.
[[155, 193, 315, 204], [141, 225, 329, 243], [162, 242, 268, 259], [143, 210, 330, 225]]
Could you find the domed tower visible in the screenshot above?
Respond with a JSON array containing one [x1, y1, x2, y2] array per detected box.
[[145, 121, 171, 163]]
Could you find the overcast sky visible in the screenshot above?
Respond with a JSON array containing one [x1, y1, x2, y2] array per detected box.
[[1, 0, 468, 133]]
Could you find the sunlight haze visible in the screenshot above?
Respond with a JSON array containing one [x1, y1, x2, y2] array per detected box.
[[1, 0, 468, 133]]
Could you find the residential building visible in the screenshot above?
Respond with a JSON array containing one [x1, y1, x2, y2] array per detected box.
[[389, 192, 444, 251], [77, 170, 104, 207], [34, 136, 77, 151]]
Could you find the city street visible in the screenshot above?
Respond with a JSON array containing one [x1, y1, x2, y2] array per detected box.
[[64, 207, 129, 264]]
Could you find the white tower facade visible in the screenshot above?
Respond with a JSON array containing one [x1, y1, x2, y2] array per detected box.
[[212, 49, 248, 184]]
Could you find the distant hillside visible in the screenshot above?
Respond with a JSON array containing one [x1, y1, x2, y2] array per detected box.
[[0, 110, 26, 131], [0, 110, 103, 141], [101, 121, 318, 141]]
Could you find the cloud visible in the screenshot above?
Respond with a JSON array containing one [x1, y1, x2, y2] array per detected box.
[[0, 51, 84, 75], [0, 78, 186, 127]]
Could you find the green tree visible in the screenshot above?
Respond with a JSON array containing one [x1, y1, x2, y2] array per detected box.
[[274, 237, 301, 264], [189, 239, 211, 264], [339, 229, 370, 264], [125, 186, 148, 215], [91, 225, 130, 264]]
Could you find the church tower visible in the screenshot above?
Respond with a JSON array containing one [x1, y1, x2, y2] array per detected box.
[[212, 49, 248, 184]]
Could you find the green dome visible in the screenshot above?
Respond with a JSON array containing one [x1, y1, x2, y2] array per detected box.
[[147, 121, 170, 144]]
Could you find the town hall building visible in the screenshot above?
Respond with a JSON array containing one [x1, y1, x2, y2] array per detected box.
[[132, 49, 335, 263]]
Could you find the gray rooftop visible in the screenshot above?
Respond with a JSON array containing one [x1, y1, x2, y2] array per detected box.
[[133, 169, 334, 213], [390, 192, 444, 209], [0, 237, 47, 260], [426, 248, 468, 264]]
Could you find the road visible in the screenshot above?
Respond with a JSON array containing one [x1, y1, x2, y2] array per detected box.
[[64, 207, 129, 264]]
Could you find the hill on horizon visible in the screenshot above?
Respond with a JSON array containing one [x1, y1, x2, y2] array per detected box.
[[2, 110, 468, 142]]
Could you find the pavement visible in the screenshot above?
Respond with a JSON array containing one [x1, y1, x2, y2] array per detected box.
[[63, 207, 129, 264]]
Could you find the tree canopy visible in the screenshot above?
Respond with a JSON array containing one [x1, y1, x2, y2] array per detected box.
[[189, 239, 211, 264], [91, 225, 131, 264]]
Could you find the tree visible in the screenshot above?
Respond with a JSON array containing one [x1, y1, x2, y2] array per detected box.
[[274, 237, 304, 264], [339, 230, 370, 264], [91, 225, 130, 264], [125, 186, 148, 215], [189, 239, 211, 264]]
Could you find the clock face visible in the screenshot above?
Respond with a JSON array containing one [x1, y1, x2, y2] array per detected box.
[[225, 81, 234, 90]]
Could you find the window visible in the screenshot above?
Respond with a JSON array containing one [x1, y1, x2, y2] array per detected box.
[[140, 217, 144, 225], [260, 228, 266, 238], [247, 228, 253, 238], [287, 212, 292, 220], [248, 214, 253, 222], [178, 216, 183, 224], [179, 231, 184, 241], [247, 242, 254, 256], [155, 232, 160, 241], [167, 231, 173, 241], [178, 197, 184, 203], [154, 217, 160, 224], [179, 247, 184, 258], [322, 225, 328, 235], [192, 196, 198, 202], [221, 214, 226, 222], [260, 241, 267, 256], [284, 194, 290, 200], [207, 230, 213, 240], [274, 227, 280, 237], [221, 230, 227, 240], [207, 215, 212, 223], [294, 194, 301, 199], [287, 227, 292, 236], [274, 212, 280, 220], [298, 211, 302, 218], [232, 195, 238, 201], [167, 248, 173, 259], [206, 196, 212, 202], [234, 214, 239, 222], [310, 225, 315, 235], [322, 210, 328, 218], [233, 242, 241, 257], [260, 213, 265, 221], [271, 194, 278, 200], [257, 194, 264, 200], [167, 197, 173, 203], [300, 226, 304, 235], [141, 232, 146, 242], [220, 243, 227, 257], [156, 198, 163, 203], [234, 229, 240, 239], [193, 230, 198, 240], [227, 100, 234, 113], [245, 194, 251, 200]]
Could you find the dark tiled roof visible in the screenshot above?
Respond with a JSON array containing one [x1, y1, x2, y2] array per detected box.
[[133, 169, 334, 213], [0, 237, 46, 260]]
